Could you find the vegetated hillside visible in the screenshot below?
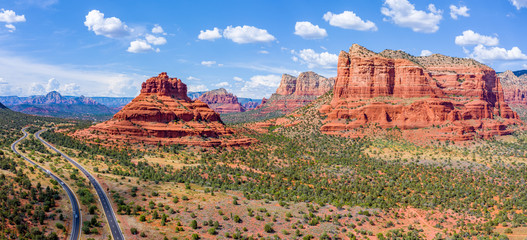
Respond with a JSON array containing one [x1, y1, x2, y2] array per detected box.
[[0, 108, 74, 148], [39, 85, 527, 239], [9, 91, 116, 121]]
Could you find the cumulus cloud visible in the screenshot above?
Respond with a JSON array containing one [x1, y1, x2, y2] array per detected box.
[[381, 0, 443, 33], [233, 76, 243, 82], [449, 5, 470, 19], [237, 74, 282, 98], [470, 45, 527, 62], [455, 30, 499, 46], [294, 21, 328, 39], [145, 34, 167, 45], [84, 10, 130, 38], [201, 61, 216, 67], [127, 39, 158, 53], [187, 76, 200, 81], [0, 9, 26, 32], [151, 24, 165, 34], [215, 82, 230, 88], [188, 84, 208, 92], [29, 78, 81, 96], [510, 0, 527, 9], [323, 11, 377, 31], [223, 25, 276, 44], [198, 27, 222, 41], [420, 50, 433, 56], [291, 49, 338, 69]]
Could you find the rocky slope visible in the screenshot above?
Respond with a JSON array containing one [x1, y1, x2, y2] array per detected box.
[[255, 71, 334, 114], [222, 72, 334, 123], [75, 72, 254, 147], [197, 88, 246, 114], [8, 91, 115, 120], [319, 44, 521, 141], [498, 70, 527, 118]]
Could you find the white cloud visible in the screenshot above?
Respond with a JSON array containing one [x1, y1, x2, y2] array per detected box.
[[127, 39, 158, 53], [5, 24, 15, 32], [152, 24, 165, 34], [455, 30, 499, 46], [420, 50, 433, 56], [233, 76, 243, 82], [0, 9, 26, 23], [449, 5, 470, 19], [323, 11, 377, 31], [238, 74, 281, 98], [291, 49, 338, 69], [259, 50, 269, 54], [510, 0, 527, 9], [381, 0, 443, 33], [223, 25, 276, 44], [46, 78, 60, 92], [198, 27, 222, 41], [0, 77, 6, 84], [0, 51, 144, 97], [187, 76, 200, 81], [470, 44, 527, 62], [145, 34, 167, 45], [523, 64, 527, 69], [294, 21, 328, 39], [0, 9, 26, 32], [188, 84, 209, 92], [29, 79, 82, 96], [84, 10, 130, 38], [215, 82, 230, 88], [201, 61, 216, 67]]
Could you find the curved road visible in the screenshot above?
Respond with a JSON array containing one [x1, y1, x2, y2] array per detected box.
[[12, 127, 81, 240], [36, 129, 125, 240]]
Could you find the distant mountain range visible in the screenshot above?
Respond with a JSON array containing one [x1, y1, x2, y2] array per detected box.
[[1, 91, 116, 120]]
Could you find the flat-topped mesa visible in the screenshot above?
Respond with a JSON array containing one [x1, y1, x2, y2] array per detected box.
[[322, 44, 521, 141], [140, 72, 191, 101], [258, 71, 335, 114], [76, 73, 254, 147], [197, 88, 246, 114]]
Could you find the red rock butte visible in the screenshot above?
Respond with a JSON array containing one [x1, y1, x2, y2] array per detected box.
[[197, 88, 246, 114], [75, 72, 254, 147], [320, 44, 522, 141], [255, 71, 335, 114]]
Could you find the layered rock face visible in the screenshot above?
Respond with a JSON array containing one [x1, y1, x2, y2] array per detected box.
[[320, 44, 521, 141], [499, 70, 527, 104], [197, 88, 246, 114], [75, 73, 253, 147], [257, 71, 335, 114]]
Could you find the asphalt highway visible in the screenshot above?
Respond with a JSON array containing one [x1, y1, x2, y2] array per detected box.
[[11, 127, 81, 240], [36, 129, 125, 240]]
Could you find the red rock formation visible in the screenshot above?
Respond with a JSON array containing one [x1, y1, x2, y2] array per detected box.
[[320, 44, 521, 141], [499, 70, 527, 104], [257, 71, 334, 114], [75, 73, 254, 147], [197, 88, 245, 114]]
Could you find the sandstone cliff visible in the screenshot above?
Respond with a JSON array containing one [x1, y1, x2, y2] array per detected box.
[[258, 71, 335, 114], [197, 88, 245, 114], [320, 44, 521, 141], [75, 73, 254, 147]]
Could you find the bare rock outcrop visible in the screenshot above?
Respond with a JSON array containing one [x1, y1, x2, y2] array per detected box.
[[320, 44, 521, 141], [197, 88, 245, 114], [75, 73, 254, 147]]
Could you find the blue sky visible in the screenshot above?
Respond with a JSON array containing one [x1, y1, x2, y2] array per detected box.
[[0, 0, 526, 98]]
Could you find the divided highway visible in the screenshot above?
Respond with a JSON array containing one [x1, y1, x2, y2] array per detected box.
[[36, 129, 125, 240], [11, 127, 81, 240]]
